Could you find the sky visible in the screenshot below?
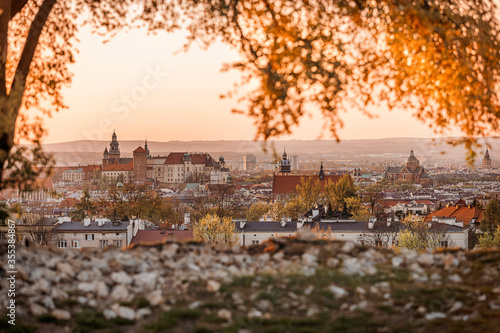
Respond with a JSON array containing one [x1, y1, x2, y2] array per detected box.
[[42, 27, 459, 144]]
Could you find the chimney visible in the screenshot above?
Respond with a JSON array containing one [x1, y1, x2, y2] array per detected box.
[[239, 220, 246, 229], [97, 218, 105, 227], [312, 209, 319, 218], [368, 221, 374, 229], [297, 219, 305, 229], [280, 220, 286, 228], [428, 222, 432, 229], [83, 218, 91, 227], [387, 218, 391, 227]]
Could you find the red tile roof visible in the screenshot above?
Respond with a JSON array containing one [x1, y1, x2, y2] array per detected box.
[[164, 152, 212, 165], [424, 206, 483, 226], [102, 161, 133, 171], [133, 146, 147, 153], [130, 230, 194, 245], [272, 175, 342, 194]]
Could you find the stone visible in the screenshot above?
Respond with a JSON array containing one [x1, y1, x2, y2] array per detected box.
[[111, 271, 133, 285], [328, 285, 348, 299], [248, 309, 263, 319], [57, 262, 75, 278], [447, 274, 462, 284], [391, 257, 403, 267], [217, 309, 232, 321], [425, 312, 447, 321], [255, 299, 273, 312], [77, 282, 95, 293], [449, 302, 463, 313], [51, 309, 71, 321], [111, 284, 131, 301], [189, 301, 203, 310], [116, 306, 136, 321], [96, 281, 109, 297], [302, 253, 318, 267], [417, 253, 434, 266], [341, 241, 355, 253], [207, 280, 221, 292], [36, 279, 51, 294], [133, 272, 158, 290], [136, 308, 152, 320], [326, 257, 339, 268], [51, 288, 69, 301], [103, 309, 117, 320], [30, 303, 48, 316], [296, 228, 317, 241], [40, 296, 55, 310], [146, 290, 165, 306]]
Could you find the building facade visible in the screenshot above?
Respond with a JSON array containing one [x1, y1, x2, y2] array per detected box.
[[383, 150, 431, 185]]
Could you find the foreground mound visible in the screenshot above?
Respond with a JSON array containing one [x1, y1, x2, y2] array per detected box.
[[1, 237, 500, 332]]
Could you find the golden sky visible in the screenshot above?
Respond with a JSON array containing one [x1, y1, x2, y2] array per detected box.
[[43, 27, 459, 144]]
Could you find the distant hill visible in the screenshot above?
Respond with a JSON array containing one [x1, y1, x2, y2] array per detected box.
[[42, 137, 500, 165]]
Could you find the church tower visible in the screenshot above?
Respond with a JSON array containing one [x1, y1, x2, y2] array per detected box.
[[483, 149, 492, 170], [103, 130, 121, 166], [279, 148, 291, 174], [319, 162, 325, 181]]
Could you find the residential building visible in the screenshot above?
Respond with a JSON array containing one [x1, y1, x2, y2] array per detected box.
[[235, 219, 469, 249], [54, 219, 134, 249], [243, 154, 257, 171], [62, 168, 84, 183]]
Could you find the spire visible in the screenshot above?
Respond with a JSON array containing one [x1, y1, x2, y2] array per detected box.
[[145, 137, 151, 158], [319, 161, 325, 180]]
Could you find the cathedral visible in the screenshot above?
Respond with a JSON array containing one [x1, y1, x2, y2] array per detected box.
[[102, 130, 132, 166], [383, 150, 431, 185], [482, 149, 492, 170]]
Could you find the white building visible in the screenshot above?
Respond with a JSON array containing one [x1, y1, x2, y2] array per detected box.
[[235, 219, 469, 249], [62, 168, 84, 183], [54, 219, 137, 249]]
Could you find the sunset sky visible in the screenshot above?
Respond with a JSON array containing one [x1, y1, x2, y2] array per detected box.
[[43, 27, 459, 144]]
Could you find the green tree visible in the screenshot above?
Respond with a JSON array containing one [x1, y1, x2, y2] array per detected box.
[[71, 187, 96, 221], [192, 214, 240, 246], [481, 199, 500, 235], [396, 215, 454, 253], [325, 175, 357, 214], [478, 227, 500, 248], [2, 0, 500, 189], [246, 202, 271, 221], [296, 177, 322, 210]]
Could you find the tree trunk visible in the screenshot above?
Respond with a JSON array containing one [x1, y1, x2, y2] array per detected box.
[[0, 0, 56, 189]]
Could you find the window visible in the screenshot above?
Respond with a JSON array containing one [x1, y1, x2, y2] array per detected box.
[[99, 240, 109, 247], [85, 234, 94, 240], [439, 240, 448, 248], [375, 240, 383, 247], [113, 240, 123, 247], [71, 240, 80, 248], [251, 240, 259, 245], [57, 240, 67, 248]]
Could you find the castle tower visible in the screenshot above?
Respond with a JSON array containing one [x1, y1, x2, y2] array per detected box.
[[133, 146, 148, 184], [108, 130, 121, 162]]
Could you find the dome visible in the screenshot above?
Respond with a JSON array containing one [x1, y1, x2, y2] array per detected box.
[[117, 182, 124, 188], [407, 149, 419, 164]]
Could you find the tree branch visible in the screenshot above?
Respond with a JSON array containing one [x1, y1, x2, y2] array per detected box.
[[0, 0, 11, 97], [11, 0, 29, 19], [11, 0, 56, 107]]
